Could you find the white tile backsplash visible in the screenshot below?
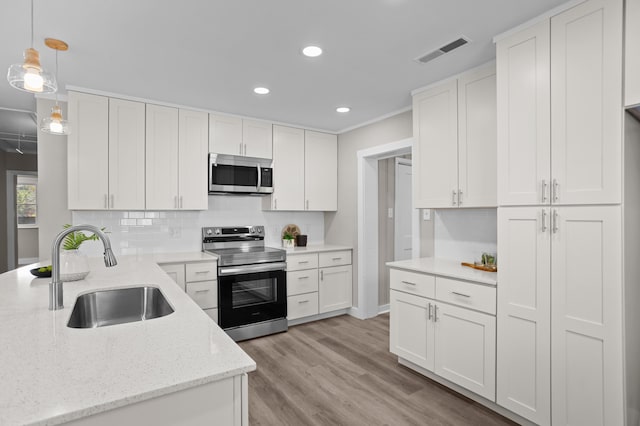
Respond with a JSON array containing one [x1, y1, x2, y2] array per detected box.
[[73, 195, 325, 257], [433, 208, 497, 262]]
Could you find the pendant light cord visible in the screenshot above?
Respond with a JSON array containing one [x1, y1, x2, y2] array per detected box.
[[30, 0, 34, 47], [54, 49, 59, 105]]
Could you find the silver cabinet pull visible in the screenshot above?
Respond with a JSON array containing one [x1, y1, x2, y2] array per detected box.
[[239, 142, 243, 155], [542, 209, 548, 232], [452, 190, 457, 206], [458, 190, 463, 206], [244, 144, 247, 156], [542, 179, 548, 203], [428, 303, 433, 320], [194, 289, 210, 294], [174, 196, 178, 209], [434, 305, 439, 322], [552, 179, 559, 202], [451, 291, 471, 298], [298, 276, 309, 280], [298, 260, 309, 264], [298, 299, 310, 304], [194, 270, 209, 274], [320, 270, 324, 280], [274, 199, 277, 210], [179, 196, 183, 209], [401, 280, 416, 286], [306, 200, 309, 210], [104, 194, 108, 209], [332, 257, 342, 261], [110, 194, 114, 209], [552, 209, 559, 233]]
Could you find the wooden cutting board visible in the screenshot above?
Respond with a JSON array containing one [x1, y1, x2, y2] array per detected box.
[[461, 262, 497, 272]]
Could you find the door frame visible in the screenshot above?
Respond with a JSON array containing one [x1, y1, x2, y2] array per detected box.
[[6, 170, 38, 270], [355, 137, 418, 319], [394, 157, 413, 261]]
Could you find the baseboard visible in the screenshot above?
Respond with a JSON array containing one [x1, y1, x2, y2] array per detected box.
[[377, 304, 389, 314], [288, 309, 350, 327], [397, 358, 536, 426]]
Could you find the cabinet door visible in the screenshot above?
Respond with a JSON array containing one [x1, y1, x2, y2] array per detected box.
[[146, 105, 179, 210], [304, 130, 337, 211], [242, 119, 272, 159], [496, 207, 551, 425], [551, 206, 623, 426], [319, 265, 352, 313], [209, 114, 242, 155], [159, 263, 186, 291], [457, 65, 497, 208], [389, 290, 434, 371], [413, 80, 458, 208], [434, 303, 496, 401], [627, 0, 640, 107], [271, 125, 304, 210], [108, 98, 146, 210], [67, 92, 109, 210], [178, 109, 208, 210], [550, 0, 623, 205], [496, 20, 551, 206]]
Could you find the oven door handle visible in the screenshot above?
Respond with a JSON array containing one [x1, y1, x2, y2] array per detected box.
[[218, 262, 287, 276]]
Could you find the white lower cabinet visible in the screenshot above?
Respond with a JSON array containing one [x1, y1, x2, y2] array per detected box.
[[319, 265, 352, 314], [389, 268, 496, 401], [160, 260, 218, 323]]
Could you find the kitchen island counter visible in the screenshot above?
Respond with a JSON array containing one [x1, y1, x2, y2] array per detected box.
[[0, 257, 255, 425]]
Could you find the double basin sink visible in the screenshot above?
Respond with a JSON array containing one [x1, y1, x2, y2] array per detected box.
[[68, 286, 174, 329]]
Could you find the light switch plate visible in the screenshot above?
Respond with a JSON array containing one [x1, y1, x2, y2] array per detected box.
[[422, 209, 431, 221], [388, 208, 393, 219]]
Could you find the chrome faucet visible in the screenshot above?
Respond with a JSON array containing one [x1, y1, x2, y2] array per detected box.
[[49, 225, 118, 310]]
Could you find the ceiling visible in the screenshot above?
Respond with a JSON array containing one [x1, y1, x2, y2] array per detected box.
[[0, 108, 37, 155], [0, 0, 568, 135]]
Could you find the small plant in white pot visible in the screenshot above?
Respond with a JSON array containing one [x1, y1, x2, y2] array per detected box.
[[59, 224, 106, 281], [282, 232, 295, 248]]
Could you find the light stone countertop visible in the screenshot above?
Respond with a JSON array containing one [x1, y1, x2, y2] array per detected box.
[[0, 256, 255, 426], [386, 257, 498, 286], [281, 244, 353, 254]]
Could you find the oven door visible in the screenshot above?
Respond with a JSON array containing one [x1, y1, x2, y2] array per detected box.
[[218, 262, 287, 329]]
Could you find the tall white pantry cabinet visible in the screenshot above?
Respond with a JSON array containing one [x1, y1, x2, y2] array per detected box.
[[496, 0, 639, 425]]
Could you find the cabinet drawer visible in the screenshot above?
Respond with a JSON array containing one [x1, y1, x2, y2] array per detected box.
[[287, 270, 319, 296], [435, 277, 496, 315], [186, 280, 218, 309], [287, 253, 318, 271], [204, 308, 218, 324], [185, 261, 217, 282], [288, 292, 319, 320], [318, 250, 352, 267], [390, 269, 435, 299]]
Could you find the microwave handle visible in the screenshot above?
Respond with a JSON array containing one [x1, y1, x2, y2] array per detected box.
[[257, 163, 262, 192]]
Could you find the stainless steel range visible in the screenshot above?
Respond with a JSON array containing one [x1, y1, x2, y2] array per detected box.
[[202, 226, 287, 341]]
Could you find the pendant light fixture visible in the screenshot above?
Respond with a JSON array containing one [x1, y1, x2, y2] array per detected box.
[[6, 0, 57, 93], [41, 38, 70, 136]]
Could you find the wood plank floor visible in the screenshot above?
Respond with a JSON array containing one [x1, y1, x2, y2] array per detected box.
[[239, 314, 516, 426]]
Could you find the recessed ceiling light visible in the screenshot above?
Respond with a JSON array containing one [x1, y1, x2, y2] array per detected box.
[[254, 87, 270, 95], [302, 46, 323, 57], [336, 107, 350, 113]]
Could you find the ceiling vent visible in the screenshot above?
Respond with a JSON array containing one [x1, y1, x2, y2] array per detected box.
[[414, 36, 471, 64]]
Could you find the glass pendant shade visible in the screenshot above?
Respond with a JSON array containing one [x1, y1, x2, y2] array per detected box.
[[7, 47, 57, 93], [41, 105, 70, 135]]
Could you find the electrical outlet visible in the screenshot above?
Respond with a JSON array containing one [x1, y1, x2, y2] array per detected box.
[[422, 209, 431, 221], [388, 208, 394, 219]]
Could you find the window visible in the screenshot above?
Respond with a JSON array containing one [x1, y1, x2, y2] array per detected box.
[[16, 175, 37, 228]]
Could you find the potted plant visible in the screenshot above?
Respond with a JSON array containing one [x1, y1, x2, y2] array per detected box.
[[282, 232, 295, 248], [59, 224, 106, 281]]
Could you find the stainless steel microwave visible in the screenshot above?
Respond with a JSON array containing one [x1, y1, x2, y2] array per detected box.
[[208, 153, 274, 195]]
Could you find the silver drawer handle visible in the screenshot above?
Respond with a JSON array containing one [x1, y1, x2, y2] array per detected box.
[[451, 291, 471, 298], [401, 280, 416, 286], [298, 276, 309, 280], [194, 270, 209, 274], [332, 257, 342, 261], [195, 289, 210, 294], [298, 261, 309, 264], [298, 300, 309, 304]]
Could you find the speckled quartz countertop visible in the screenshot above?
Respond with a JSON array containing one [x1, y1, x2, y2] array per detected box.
[[0, 256, 255, 426], [282, 244, 352, 254], [386, 257, 497, 286]]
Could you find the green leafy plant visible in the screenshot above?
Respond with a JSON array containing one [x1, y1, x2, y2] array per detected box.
[[62, 224, 107, 250], [283, 232, 294, 241]]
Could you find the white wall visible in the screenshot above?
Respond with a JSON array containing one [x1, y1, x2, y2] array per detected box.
[[73, 195, 324, 256], [433, 208, 497, 261]]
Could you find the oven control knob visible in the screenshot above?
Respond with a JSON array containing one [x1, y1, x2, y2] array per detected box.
[[206, 229, 213, 236], [214, 228, 221, 235]]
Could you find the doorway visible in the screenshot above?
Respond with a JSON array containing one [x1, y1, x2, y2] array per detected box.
[[356, 138, 418, 319], [6, 171, 39, 270]]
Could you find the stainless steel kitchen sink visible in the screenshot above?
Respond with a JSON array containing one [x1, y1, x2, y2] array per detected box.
[[67, 286, 174, 328]]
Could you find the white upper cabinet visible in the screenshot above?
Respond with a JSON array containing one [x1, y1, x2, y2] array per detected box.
[[209, 114, 273, 159], [208, 114, 242, 156], [146, 105, 179, 210], [304, 130, 337, 211], [108, 98, 146, 210], [497, 0, 622, 206], [68, 92, 109, 210], [457, 66, 497, 207], [178, 109, 209, 210], [413, 64, 496, 208], [497, 20, 551, 206], [267, 126, 337, 211], [550, 0, 622, 205], [413, 80, 458, 208], [626, 0, 640, 107], [270, 125, 305, 210], [242, 119, 273, 159]]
